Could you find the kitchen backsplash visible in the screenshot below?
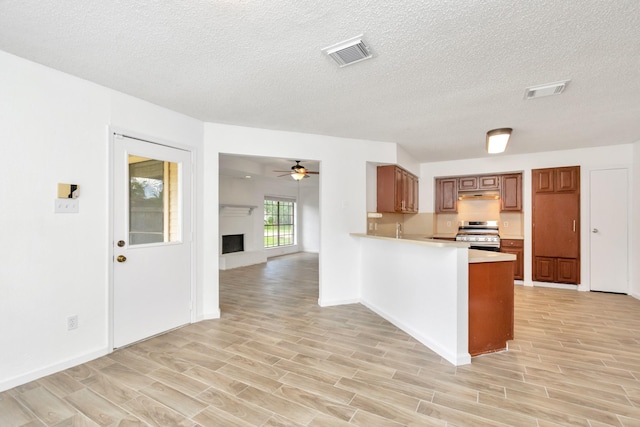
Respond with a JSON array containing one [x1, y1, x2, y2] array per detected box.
[[366, 212, 434, 236], [367, 201, 523, 238]]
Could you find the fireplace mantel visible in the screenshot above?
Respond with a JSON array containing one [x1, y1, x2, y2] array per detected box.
[[219, 204, 258, 216]]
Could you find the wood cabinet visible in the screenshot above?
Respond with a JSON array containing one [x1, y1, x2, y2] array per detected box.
[[500, 239, 523, 280], [435, 178, 458, 213], [435, 172, 522, 212], [468, 260, 514, 356], [377, 165, 419, 213], [500, 173, 522, 211], [534, 166, 579, 193], [532, 166, 580, 284], [459, 175, 499, 191]]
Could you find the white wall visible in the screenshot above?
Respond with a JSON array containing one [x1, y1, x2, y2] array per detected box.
[[298, 177, 320, 253], [0, 51, 204, 391], [632, 142, 640, 298], [204, 123, 398, 307], [419, 144, 636, 292]]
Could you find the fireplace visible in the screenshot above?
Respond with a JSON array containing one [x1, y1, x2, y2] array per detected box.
[[222, 234, 244, 254]]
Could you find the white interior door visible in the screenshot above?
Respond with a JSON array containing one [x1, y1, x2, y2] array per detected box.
[[590, 168, 628, 293], [112, 134, 192, 348]]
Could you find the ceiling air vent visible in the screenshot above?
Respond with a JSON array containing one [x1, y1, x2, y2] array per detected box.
[[322, 35, 372, 67], [524, 80, 570, 100]]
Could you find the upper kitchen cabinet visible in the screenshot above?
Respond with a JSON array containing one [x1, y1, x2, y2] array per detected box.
[[435, 177, 458, 213], [435, 172, 522, 213], [377, 165, 419, 213], [459, 175, 499, 191], [500, 173, 522, 211], [533, 166, 579, 193], [532, 166, 580, 284]]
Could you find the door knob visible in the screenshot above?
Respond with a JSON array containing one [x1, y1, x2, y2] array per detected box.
[[117, 255, 127, 263], [592, 228, 599, 233]]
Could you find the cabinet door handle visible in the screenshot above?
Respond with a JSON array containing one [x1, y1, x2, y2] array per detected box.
[[573, 220, 576, 232]]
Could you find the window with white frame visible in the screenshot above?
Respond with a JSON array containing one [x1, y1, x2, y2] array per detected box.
[[263, 197, 295, 248]]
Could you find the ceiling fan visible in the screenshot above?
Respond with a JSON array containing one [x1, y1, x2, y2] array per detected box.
[[274, 160, 319, 181]]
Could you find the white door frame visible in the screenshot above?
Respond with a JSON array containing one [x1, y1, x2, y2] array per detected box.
[[108, 127, 196, 351]]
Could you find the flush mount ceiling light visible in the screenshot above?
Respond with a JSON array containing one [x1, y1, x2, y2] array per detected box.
[[524, 80, 570, 100], [486, 128, 512, 154], [322, 35, 372, 67]]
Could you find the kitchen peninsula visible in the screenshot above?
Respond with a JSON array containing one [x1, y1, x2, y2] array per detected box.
[[351, 233, 515, 365]]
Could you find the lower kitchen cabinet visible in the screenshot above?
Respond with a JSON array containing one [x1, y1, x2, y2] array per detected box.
[[468, 260, 514, 356], [534, 256, 579, 284], [500, 239, 523, 280]]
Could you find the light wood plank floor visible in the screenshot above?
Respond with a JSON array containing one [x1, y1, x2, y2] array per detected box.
[[2, 252, 640, 426]]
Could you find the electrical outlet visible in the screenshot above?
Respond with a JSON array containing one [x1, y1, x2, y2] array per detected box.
[[446, 221, 451, 227], [503, 221, 509, 228], [55, 199, 79, 213], [67, 315, 78, 331]]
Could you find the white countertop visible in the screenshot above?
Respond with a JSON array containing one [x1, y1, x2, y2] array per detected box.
[[350, 233, 516, 263], [468, 249, 516, 263]]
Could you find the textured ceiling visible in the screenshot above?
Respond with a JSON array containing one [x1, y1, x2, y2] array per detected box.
[[1, 1, 639, 162]]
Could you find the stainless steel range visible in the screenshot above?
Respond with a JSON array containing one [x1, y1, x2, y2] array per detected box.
[[455, 220, 500, 251]]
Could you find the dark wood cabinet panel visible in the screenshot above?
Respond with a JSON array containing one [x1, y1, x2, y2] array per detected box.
[[557, 258, 579, 283], [407, 173, 419, 212], [377, 165, 419, 213], [394, 167, 404, 211], [534, 257, 556, 282], [533, 193, 579, 258], [479, 175, 499, 190], [533, 168, 555, 193], [501, 239, 523, 280], [459, 176, 478, 191], [469, 261, 514, 356], [436, 178, 458, 213], [556, 167, 579, 191], [532, 166, 580, 284], [500, 173, 522, 211]]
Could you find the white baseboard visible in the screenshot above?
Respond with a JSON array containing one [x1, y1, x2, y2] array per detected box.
[[318, 297, 359, 307], [360, 299, 471, 367], [0, 347, 109, 393]]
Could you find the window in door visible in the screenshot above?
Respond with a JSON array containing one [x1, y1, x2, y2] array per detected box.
[[264, 197, 295, 248], [128, 156, 180, 245]]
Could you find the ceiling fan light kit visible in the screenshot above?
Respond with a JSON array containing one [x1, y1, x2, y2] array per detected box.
[[274, 160, 319, 180]]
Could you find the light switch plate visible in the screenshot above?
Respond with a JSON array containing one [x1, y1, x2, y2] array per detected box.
[[55, 198, 79, 213]]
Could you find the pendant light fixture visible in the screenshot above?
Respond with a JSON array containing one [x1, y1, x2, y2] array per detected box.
[[486, 128, 512, 154]]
